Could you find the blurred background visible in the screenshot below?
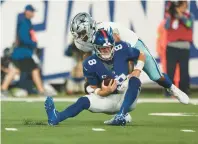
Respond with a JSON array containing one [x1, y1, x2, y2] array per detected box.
[[1, 0, 198, 97]]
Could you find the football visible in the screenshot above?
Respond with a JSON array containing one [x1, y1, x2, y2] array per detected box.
[[103, 77, 114, 86]]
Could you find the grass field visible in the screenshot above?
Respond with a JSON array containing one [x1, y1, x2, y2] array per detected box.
[[1, 95, 198, 144]]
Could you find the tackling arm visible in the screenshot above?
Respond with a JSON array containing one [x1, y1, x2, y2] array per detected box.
[[129, 51, 145, 78], [126, 46, 146, 78]]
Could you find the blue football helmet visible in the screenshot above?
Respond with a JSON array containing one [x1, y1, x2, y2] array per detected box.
[[92, 27, 115, 61]]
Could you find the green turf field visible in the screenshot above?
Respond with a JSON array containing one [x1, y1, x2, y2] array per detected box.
[[1, 98, 198, 144]]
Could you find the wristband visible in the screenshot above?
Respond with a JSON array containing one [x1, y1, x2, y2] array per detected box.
[[94, 88, 101, 95], [134, 60, 144, 71]]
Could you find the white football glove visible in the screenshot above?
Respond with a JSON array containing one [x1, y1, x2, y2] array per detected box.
[[115, 73, 129, 92], [117, 77, 129, 92], [86, 85, 95, 94]]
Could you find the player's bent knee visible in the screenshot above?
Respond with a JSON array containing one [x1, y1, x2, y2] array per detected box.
[[76, 96, 90, 109], [128, 77, 141, 88]]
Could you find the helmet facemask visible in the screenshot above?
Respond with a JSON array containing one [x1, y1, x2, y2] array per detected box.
[[94, 43, 115, 61]]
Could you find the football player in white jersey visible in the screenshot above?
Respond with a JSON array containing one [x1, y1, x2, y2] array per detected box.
[[70, 12, 189, 105]]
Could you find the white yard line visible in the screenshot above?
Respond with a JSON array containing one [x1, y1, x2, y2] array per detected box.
[[5, 128, 18, 131], [149, 113, 198, 117], [1, 97, 198, 104], [92, 128, 106, 132], [181, 129, 196, 133]]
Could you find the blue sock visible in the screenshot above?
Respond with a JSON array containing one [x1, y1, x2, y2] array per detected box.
[[156, 73, 172, 88], [59, 97, 90, 122], [118, 77, 141, 115]]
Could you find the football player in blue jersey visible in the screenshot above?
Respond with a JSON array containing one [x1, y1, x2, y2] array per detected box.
[[45, 28, 145, 126], [70, 12, 189, 105]]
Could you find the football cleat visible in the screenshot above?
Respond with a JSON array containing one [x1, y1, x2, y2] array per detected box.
[[124, 113, 132, 123], [1, 90, 11, 98], [44, 97, 59, 125], [167, 84, 189, 104], [104, 113, 127, 126], [104, 113, 132, 124]]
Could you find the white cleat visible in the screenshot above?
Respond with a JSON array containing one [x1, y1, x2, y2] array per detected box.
[[168, 84, 189, 104], [104, 113, 132, 124], [124, 113, 132, 123]]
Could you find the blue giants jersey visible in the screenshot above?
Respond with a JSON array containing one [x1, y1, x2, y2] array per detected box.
[[83, 41, 140, 86]]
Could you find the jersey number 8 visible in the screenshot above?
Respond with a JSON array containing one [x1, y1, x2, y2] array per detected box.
[[88, 59, 97, 65], [114, 44, 122, 51]]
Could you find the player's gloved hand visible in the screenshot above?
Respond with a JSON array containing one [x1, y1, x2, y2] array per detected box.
[[115, 73, 128, 92], [117, 77, 129, 92], [101, 79, 117, 96]]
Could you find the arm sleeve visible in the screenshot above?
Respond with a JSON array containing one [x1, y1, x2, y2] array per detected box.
[[83, 66, 99, 86], [180, 14, 194, 28], [18, 21, 37, 47], [127, 45, 140, 60]]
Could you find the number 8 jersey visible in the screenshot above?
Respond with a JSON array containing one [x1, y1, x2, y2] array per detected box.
[[83, 40, 140, 87]]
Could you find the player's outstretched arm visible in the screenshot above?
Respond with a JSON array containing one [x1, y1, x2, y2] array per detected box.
[[83, 52, 92, 60]]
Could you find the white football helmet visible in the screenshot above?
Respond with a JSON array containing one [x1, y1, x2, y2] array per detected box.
[[70, 12, 96, 42]]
